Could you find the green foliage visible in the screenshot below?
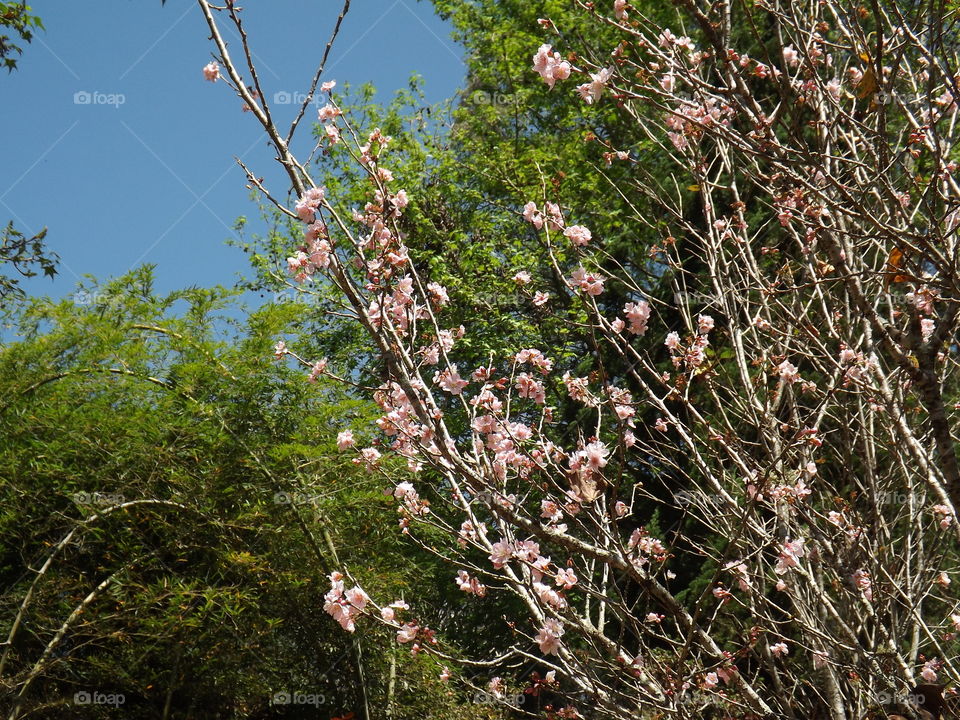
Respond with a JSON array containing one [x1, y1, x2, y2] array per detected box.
[[0, 222, 57, 308], [0, 268, 503, 719], [0, 3, 42, 72]]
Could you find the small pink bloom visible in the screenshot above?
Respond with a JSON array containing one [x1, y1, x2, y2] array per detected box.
[[396, 622, 418, 644], [564, 224, 592, 246], [202, 61, 220, 82], [337, 430, 355, 451]]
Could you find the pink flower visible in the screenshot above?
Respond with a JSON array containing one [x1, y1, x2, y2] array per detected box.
[[532, 44, 571, 89], [346, 586, 369, 610], [624, 301, 651, 335], [852, 568, 873, 600], [308, 358, 327, 382], [514, 270, 532, 285], [324, 123, 341, 145], [697, 315, 714, 334], [320, 80, 336, 92], [533, 291, 550, 306], [613, 0, 628, 20], [921, 318, 936, 342], [774, 538, 806, 574], [615, 501, 629, 517], [570, 266, 605, 296], [702, 672, 719, 689], [295, 186, 327, 222], [434, 365, 469, 395], [778, 359, 800, 384], [665, 332, 681, 351], [645, 612, 663, 623], [826, 79, 841, 101], [921, 660, 938, 683], [783, 46, 799, 68], [439, 667, 451, 682], [563, 224, 592, 246], [535, 618, 564, 654], [522, 201, 543, 229], [542, 499, 563, 522], [555, 568, 578, 589], [770, 642, 789, 657], [318, 103, 341, 121], [337, 430, 355, 451], [273, 340, 287, 359], [576, 67, 612, 105], [202, 61, 220, 82], [396, 623, 418, 644], [655, 418, 668, 432], [489, 540, 513, 569], [932, 504, 954, 529]]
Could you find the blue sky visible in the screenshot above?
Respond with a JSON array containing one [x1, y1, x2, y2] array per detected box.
[[1, 1, 464, 302]]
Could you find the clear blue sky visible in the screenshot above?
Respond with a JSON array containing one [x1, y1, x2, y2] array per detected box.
[[2, 1, 464, 301]]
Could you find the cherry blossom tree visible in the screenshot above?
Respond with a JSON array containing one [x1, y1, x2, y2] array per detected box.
[[196, 0, 960, 717]]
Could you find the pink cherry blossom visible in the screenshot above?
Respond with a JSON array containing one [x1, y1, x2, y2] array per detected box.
[[532, 44, 572, 89], [770, 642, 789, 657], [563, 224, 592, 246], [783, 46, 799, 67], [320, 80, 336, 92], [613, 0, 628, 20], [522, 201, 544, 229], [202, 61, 220, 82], [318, 103, 341, 121], [576, 67, 612, 105], [624, 301, 651, 335], [852, 568, 873, 600], [337, 430, 355, 451], [778, 360, 800, 384], [396, 622, 418, 643], [308, 358, 327, 382], [324, 124, 341, 145], [434, 365, 468, 395], [489, 540, 513, 569], [555, 568, 578, 589], [570, 266, 605, 296], [774, 538, 806, 574], [535, 618, 564, 654]]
